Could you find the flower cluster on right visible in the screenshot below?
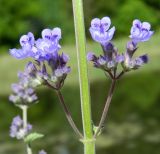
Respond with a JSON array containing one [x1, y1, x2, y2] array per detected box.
[[87, 17, 154, 78]]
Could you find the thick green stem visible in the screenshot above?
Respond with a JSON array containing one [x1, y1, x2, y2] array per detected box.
[[72, 0, 95, 153], [84, 141, 96, 154], [22, 106, 32, 154]]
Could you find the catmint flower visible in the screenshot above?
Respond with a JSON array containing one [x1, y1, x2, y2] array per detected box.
[[47, 53, 71, 89], [130, 19, 154, 44], [10, 32, 35, 59], [88, 17, 153, 77], [9, 63, 39, 105], [10, 116, 32, 140], [9, 28, 62, 61], [87, 42, 123, 72], [39, 150, 47, 154], [89, 17, 115, 45], [9, 83, 38, 105], [122, 41, 148, 70], [35, 28, 61, 61], [10, 28, 71, 90]]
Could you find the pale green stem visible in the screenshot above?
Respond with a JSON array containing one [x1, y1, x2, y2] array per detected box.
[[72, 0, 96, 154], [22, 106, 32, 154]]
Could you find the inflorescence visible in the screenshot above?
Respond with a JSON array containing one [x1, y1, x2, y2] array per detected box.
[[10, 115, 32, 140], [8, 17, 154, 154], [9, 27, 71, 154], [87, 17, 154, 79], [10, 28, 71, 91]]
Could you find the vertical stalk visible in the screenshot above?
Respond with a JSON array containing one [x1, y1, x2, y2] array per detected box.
[[72, 0, 95, 154], [22, 106, 32, 154], [94, 79, 116, 137], [56, 90, 83, 138]]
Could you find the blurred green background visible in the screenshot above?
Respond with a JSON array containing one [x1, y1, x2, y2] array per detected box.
[[0, 0, 160, 153]]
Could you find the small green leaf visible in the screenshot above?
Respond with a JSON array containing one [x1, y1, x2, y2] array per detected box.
[[24, 132, 44, 143]]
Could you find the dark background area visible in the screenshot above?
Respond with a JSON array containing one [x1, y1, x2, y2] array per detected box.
[[0, 0, 160, 49]]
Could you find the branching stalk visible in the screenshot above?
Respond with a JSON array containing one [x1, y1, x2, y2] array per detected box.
[[94, 79, 116, 137], [56, 90, 83, 138]]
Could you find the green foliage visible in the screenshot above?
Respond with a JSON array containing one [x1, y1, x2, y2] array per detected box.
[[114, 0, 159, 35], [0, 0, 43, 45], [143, 0, 160, 10], [0, 0, 160, 48]]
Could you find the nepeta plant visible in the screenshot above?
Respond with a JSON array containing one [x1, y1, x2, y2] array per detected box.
[[9, 0, 154, 154], [9, 28, 72, 154], [87, 17, 153, 139]]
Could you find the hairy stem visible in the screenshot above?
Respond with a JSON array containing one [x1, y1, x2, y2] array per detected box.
[[56, 90, 83, 138], [94, 79, 116, 137], [22, 106, 32, 154], [72, 0, 95, 153]]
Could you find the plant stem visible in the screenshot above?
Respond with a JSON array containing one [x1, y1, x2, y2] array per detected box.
[[94, 79, 116, 137], [72, 0, 95, 153], [56, 90, 83, 138], [22, 106, 32, 154]]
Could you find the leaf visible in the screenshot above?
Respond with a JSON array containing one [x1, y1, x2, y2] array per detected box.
[[24, 132, 44, 143]]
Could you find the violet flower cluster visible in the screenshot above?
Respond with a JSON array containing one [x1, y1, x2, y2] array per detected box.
[[88, 17, 153, 77], [9, 28, 68, 154], [10, 116, 32, 140], [10, 28, 71, 89], [9, 63, 39, 105]]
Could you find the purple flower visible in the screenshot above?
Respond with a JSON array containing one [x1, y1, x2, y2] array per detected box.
[[123, 41, 149, 70], [9, 28, 62, 61], [47, 53, 71, 88], [10, 116, 32, 139], [130, 19, 154, 44], [9, 62, 39, 105], [87, 41, 123, 72], [87, 52, 95, 61], [39, 150, 47, 154], [42, 28, 61, 43], [89, 17, 115, 44], [10, 32, 35, 59]]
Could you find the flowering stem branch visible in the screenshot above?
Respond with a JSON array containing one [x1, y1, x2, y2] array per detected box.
[[72, 0, 95, 154], [94, 79, 116, 137], [56, 90, 83, 138], [116, 71, 125, 79], [22, 106, 32, 154]]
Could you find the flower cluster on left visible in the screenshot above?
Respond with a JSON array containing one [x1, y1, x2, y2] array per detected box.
[[9, 28, 71, 154]]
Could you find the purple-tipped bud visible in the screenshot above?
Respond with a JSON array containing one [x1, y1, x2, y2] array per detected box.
[[97, 57, 106, 65], [116, 55, 125, 63], [126, 41, 137, 58], [62, 53, 70, 63], [139, 54, 148, 63], [107, 61, 115, 68], [127, 41, 136, 51], [26, 62, 37, 74], [103, 42, 114, 52], [10, 116, 32, 140], [87, 52, 95, 61]]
